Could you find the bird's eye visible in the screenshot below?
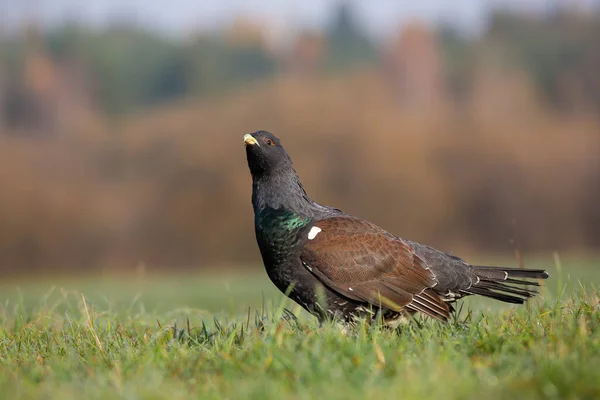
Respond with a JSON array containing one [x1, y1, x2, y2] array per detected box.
[[264, 138, 274, 147]]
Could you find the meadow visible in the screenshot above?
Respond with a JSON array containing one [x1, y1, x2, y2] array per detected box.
[[0, 255, 599, 400]]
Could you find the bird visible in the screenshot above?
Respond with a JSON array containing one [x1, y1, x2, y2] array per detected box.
[[243, 130, 549, 324]]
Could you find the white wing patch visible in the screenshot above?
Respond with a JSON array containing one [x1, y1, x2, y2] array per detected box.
[[302, 261, 313, 272], [307, 226, 322, 240]]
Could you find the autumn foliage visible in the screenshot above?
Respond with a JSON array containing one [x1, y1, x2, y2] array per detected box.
[[1, 9, 599, 273]]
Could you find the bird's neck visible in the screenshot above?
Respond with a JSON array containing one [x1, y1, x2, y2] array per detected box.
[[251, 168, 316, 217]]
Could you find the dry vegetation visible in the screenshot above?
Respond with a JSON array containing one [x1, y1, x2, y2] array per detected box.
[[1, 67, 599, 273]]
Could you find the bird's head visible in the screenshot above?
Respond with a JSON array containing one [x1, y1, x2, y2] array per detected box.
[[244, 131, 291, 176]]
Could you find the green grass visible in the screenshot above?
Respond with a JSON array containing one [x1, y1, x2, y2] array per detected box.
[[0, 257, 599, 400]]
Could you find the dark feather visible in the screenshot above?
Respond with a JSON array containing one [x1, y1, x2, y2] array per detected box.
[[463, 287, 527, 304], [476, 281, 538, 298], [473, 266, 549, 280], [409, 290, 450, 321]]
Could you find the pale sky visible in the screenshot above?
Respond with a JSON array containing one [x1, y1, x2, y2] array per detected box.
[[1, 0, 597, 39]]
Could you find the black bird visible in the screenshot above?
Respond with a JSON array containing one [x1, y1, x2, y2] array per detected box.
[[244, 130, 549, 324]]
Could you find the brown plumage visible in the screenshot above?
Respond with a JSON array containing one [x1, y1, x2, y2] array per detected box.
[[301, 216, 450, 321]]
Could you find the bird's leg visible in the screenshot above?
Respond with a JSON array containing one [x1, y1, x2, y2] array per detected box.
[[382, 310, 413, 330]]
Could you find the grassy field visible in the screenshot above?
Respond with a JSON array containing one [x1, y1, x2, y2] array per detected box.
[[0, 255, 599, 399]]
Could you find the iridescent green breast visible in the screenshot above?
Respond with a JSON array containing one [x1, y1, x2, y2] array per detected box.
[[255, 207, 311, 268]]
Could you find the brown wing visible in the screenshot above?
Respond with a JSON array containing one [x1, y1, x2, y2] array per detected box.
[[301, 216, 450, 321]]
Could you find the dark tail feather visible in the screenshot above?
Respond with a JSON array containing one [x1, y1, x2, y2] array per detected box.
[[466, 265, 549, 304], [463, 286, 527, 304], [505, 277, 541, 286], [473, 266, 549, 280], [477, 281, 537, 298]]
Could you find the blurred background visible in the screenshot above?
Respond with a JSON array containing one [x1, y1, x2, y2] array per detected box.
[[0, 0, 599, 285]]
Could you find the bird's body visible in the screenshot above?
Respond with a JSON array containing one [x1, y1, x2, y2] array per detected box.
[[244, 131, 548, 323]]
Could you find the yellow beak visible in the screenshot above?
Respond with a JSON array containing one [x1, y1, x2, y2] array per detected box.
[[243, 134, 259, 146]]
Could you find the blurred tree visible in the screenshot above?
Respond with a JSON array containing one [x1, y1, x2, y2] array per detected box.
[[45, 21, 85, 60], [486, 10, 600, 113], [287, 32, 325, 76], [384, 23, 445, 108], [84, 28, 189, 114], [185, 33, 276, 97], [437, 25, 476, 106], [323, 2, 378, 71]]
